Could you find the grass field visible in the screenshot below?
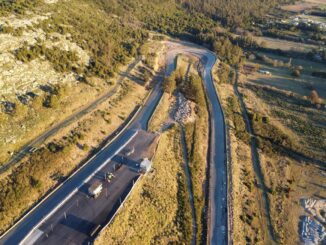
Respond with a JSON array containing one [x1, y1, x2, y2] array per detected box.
[[254, 36, 319, 52], [95, 126, 192, 244], [281, 0, 326, 12], [148, 93, 173, 132], [246, 52, 326, 98], [237, 55, 326, 243]]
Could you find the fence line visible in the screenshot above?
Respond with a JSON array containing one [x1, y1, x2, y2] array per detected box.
[[95, 175, 143, 237], [95, 133, 162, 240]]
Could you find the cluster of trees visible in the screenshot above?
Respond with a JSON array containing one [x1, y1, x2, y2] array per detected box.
[[0, 0, 41, 16], [38, 0, 149, 79], [177, 0, 294, 28], [256, 54, 292, 68], [163, 67, 208, 104], [212, 37, 243, 65], [15, 44, 79, 73], [0, 84, 67, 122], [0, 126, 84, 233]]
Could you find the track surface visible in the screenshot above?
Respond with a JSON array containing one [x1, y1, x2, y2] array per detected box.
[[0, 40, 227, 245], [165, 41, 227, 245]]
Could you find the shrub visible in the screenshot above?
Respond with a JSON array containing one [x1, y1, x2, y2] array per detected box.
[[310, 90, 322, 105], [218, 62, 230, 84], [291, 68, 301, 77], [43, 95, 59, 108], [47, 142, 62, 153], [15, 44, 79, 73], [30, 177, 42, 189], [163, 73, 176, 95]]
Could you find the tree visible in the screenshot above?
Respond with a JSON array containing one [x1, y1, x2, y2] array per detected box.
[[31, 94, 44, 111], [218, 62, 230, 84], [163, 73, 176, 95]]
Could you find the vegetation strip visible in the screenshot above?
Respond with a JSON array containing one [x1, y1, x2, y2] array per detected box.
[[233, 72, 277, 242], [180, 126, 197, 245], [0, 56, 142, 173]]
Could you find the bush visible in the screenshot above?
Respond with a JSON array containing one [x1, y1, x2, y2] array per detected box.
[[163, 73, 176, 95], [291, 68, 301, 77], [43, 95, 59, 108], [218, 62, 231, 84], [310, 90, 322, 105], [30, 177, 42, 189], [47, 142, 62, 153], [15, 44, 79, 73]]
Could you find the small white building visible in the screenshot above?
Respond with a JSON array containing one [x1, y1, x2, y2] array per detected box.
[[259, 70, 271, 76], [140, 158, 152, 173]]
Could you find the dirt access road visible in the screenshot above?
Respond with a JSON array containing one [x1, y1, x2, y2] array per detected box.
[[0, 56, 142, 174]]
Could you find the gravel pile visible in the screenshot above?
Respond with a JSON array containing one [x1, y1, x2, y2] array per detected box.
[[173, 92, 192, 123], [300, 198, 326, 244], [300, 216, 325, 244]]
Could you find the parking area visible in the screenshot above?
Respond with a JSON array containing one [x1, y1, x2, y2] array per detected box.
[[30, 130, 159, 245]]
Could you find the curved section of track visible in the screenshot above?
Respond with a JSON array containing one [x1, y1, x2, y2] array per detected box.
[[165, 41, 227, 245]]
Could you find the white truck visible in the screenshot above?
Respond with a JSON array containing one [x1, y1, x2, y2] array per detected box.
[[88, 180, 103, 198]]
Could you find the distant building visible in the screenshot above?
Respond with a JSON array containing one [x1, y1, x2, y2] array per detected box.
[[259, 70, 271, 76], [140, 158, 152, 173]]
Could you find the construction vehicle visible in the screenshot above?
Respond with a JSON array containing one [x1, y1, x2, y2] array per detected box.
[[106, 172, 115, 183], [88, 180, 103, 198]]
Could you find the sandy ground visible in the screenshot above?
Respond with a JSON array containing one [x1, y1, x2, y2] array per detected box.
[[281, 0, 326, 12], [254, 36, 319, 52]]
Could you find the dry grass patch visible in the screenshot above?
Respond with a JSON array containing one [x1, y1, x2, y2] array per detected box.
[[148, 93, 173, 132], [0, 79, 109, 165], [281, 0, 326, 12], [254, 36, 318, 52], [238, 70, 326, 243]]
